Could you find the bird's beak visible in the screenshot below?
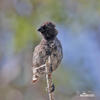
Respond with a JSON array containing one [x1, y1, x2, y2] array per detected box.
[[37, 27, 41, 32]]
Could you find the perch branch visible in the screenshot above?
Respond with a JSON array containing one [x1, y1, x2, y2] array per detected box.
[[46, 56, 55, 100]]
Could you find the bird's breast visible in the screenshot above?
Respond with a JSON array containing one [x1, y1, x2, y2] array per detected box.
[[32, 38, 63, 73]]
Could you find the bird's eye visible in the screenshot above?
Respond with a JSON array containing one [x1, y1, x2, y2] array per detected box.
[[42, 26, 46, 30]]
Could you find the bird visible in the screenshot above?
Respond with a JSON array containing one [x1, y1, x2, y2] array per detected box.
[[32, 22, 63, 84]]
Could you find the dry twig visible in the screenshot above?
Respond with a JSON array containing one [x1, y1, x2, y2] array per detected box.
[[45, 56, 55, 100]]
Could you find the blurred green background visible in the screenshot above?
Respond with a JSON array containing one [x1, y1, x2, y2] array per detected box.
[[0, 0, 100, 100]]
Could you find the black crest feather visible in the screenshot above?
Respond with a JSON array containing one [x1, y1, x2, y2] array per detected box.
[[37, 22, 58, 40]]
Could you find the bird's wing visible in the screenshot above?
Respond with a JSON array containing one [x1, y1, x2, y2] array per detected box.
[[32, 44, 48, 68]]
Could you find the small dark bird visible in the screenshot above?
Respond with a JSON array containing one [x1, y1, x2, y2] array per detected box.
[[32, 22, 63, 83]]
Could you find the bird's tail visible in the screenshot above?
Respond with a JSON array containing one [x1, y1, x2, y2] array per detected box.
[[32, 74, 39, 83], [32, 67, 40, 83]]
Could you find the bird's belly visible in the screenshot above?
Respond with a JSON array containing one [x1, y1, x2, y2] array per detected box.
[[33, 42, 63, 74]]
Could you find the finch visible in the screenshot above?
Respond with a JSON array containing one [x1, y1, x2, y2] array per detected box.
[[32, 22, 63, 83]]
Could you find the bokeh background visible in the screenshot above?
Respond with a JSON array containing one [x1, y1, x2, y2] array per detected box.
[[0, 0, 100, 100]]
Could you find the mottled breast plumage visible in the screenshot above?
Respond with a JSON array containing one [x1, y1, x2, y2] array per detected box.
[[32, 38, 63, 72]]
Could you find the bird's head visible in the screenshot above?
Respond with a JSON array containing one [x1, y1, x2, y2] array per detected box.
[[37, 22, 58, 40]]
